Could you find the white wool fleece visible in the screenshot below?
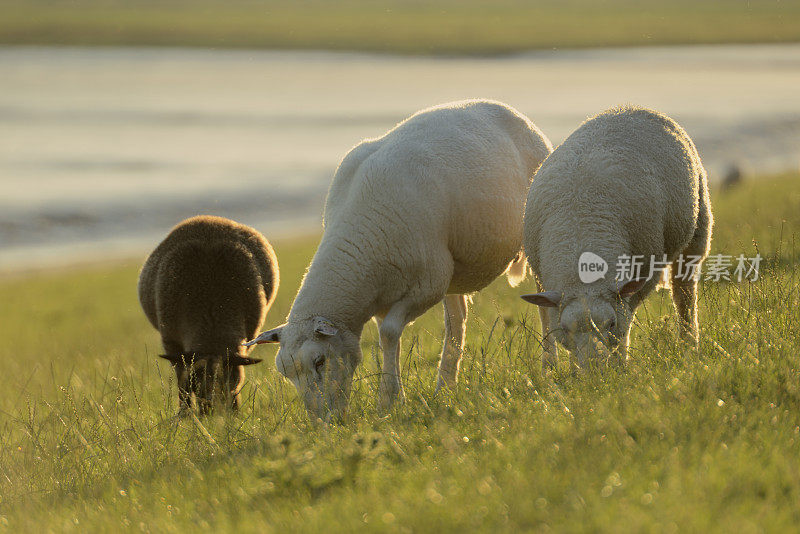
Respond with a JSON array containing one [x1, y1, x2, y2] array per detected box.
[[256, 99, 552, 420], [523, 105, 713, 369]]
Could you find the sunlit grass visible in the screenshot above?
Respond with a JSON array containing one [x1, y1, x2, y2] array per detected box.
[[1, 0, 799, 54], [0, 173, 798, 531]]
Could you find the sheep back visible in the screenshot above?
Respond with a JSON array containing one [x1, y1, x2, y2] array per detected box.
[[138, 215, 278, 354], [525, 106, 708, 290], [317, 100, 551, 307]]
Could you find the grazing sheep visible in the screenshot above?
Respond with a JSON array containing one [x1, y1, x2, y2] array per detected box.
[[522, 106, 713, 369], [138, 215, 278, 413], [246, 99, 552, 421]]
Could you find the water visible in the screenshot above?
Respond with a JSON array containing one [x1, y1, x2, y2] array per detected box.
[[2, 44, 799, 271]]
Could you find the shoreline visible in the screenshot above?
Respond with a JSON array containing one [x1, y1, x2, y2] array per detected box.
[[0, 217, 322, 279], [3, 44, 799, 277]]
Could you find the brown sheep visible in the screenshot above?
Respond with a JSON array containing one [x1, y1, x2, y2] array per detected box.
[[138, 215, 278, 414]]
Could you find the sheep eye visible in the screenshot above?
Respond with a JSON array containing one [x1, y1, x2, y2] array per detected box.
[[314, 355, 325, 374]]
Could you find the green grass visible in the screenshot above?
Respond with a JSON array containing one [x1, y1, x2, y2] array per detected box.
[[2, 0, 800, 54], [1, 173, 799, 531]]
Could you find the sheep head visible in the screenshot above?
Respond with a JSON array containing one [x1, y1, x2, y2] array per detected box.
[[245, 316, 362, 423], [159, 352, 262, 414], [521, 279, 645, 368]]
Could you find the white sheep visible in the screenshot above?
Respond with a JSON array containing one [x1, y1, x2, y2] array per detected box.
[[246, 99, 552, 420], [138, 215, 278, 413], [521, 106, 713, 369]]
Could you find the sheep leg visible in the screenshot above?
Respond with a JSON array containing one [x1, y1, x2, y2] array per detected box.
[[538, 306, 558, 371], [377, 304, 409, 412], [161, 338, 193, 412], [671, 269, 698, 342], [372, 316, 384, 371], [435, 294, 468, 392], [672, 174, 712, 344], [671, 267, 699, 343]]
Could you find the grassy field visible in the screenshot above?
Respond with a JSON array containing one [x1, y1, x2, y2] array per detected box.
[[1, 0, 800, 54], [0, 172, 799, 531]]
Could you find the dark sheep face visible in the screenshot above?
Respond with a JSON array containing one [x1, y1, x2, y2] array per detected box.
[[160, 353, 262, 414]]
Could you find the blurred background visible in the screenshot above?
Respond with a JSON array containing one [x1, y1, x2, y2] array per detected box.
[[1, 0, 799, 271]]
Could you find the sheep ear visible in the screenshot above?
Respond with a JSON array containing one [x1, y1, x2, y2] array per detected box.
[[229, 356, 263, 366], [617, 279, 647, 298], [521, 291, 562, 307], [314, 316, 338, 337], [242, 324, 284, 346]]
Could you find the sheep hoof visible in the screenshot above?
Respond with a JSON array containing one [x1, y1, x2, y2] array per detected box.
[[434, 371, 457, 394], [541, 353, 558, 375], [679, 330, 700, 347], [607, 354, 626, 369], [378, 378, 405, 412]]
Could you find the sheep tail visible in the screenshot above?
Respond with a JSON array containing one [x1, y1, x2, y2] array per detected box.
[[656, 264, 672, 291], [505, 251, 528, 287]]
